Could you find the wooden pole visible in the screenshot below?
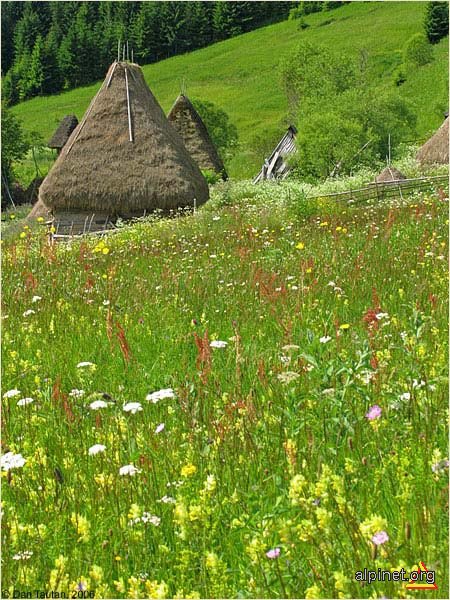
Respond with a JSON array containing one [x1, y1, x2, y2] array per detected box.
[[117, 39, 120, 62], [125, 68, 133, 142], [127, 41, 129, 61]]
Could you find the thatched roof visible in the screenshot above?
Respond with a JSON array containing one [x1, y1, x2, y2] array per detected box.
[[39, 62, 209, 214], [375, 166, 406, 183], [416, 118, 449, 165], [28, 198, 51, 220], [48, 115, 79, 149], [168, 94, 227, 179]]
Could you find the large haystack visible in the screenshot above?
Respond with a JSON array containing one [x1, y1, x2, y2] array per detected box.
[[375, 166, 406, 183], [416, 118, 449, 165], [39, 62, 209, 219], [168, 94, 227, 179], [48, 115, 79, 152]]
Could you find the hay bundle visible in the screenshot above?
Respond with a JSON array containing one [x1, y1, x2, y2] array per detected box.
[[39, 62, 209, 215], [48, 115, 79, 151], [375, 166, 406, 183], [416, 118, 449, 165], [168, 94, 227, 179]]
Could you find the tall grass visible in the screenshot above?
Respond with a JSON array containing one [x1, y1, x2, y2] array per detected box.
[[2, 181, 448, 598]]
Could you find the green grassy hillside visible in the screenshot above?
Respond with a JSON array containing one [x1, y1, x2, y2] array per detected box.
[[10, 1, 449, 179]]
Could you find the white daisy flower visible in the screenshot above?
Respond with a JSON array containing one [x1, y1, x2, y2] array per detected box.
[[119, 464, 141, 476], [88, 444, 106, 456], [89, 400, 109, 410], [210, 340, 228, 348], [155, 423, 165, 434], [123, 402, 143, 414], [1, 452, 26, 471], [3, 389, 21, 399], [17, 397, 34, 407], [146, 388, 176, 403], [319, 336, 332, 344]]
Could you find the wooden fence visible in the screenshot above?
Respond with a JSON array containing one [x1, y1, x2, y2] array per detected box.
[[307, 175, 448, 204]]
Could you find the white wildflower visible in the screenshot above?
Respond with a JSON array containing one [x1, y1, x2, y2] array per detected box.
[[119, 464, 141, 476], [88, 444, 106, 456], [17, 397, 34, 407], [1, 452, 26, 471], [89, 400, 109, 410], [69, 389, 85, 398], [23, 309, 35, 317], [146, 388, 176, 403], [123, 402, 143, 414], [76, 361, 95, 368], [155, 423, 165, 434], [319, 336, 332, 344], [210, 340, 228, 348], [31, 296, 42, 303], [3, 389, 21, 399]]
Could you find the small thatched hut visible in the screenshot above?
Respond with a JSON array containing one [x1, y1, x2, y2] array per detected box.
[[416, 118, 449, 165], [39, 62, 209, 232], [375, 166, 406, 183], [167, 94, 227, 179], [48, 115, 79, 153]]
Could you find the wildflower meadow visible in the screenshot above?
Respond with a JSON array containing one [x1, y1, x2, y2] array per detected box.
[[1, 181, 448, 598]]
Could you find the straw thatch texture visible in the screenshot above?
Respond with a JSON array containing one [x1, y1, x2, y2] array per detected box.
[[48, 115, 79, 150], [416, 118, 449, 165], [168, 94, 227, 179], [28, 198, 51, 220], [375, 166, 406, 183], [39, 63, 209, 214]]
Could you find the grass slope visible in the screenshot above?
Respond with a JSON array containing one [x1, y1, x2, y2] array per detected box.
[[10, 1, 449, 179], [2, 182, 448, 598]]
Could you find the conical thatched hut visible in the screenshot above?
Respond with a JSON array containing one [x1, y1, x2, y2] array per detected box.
[[39, 62, 209, 232], [375, 166, 406, 183], [167, 94, 227, 179], [48, 115, 79, 153], [416, 118, 449, 165]]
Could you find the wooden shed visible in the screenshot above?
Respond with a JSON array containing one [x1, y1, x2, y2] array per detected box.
[[253, 125, 297, 183]]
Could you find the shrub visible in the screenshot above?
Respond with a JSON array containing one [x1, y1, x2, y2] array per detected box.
[[393, 65, 407, 86], [424, 1, 449, 44], [191, 98, 238, 160], [404, 33, 434, 67]]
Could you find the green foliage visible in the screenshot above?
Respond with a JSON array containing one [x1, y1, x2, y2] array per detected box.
[[3, 1, 290, 104], [191, 98, 238, 158], [393, 65, 407, 87], [201, 169, 221, 185], [1, 106, 30, 186], [424, 1, 449, 44], [280, 41, 359, 112], [404, 33, 434, 67], [282, 40, 417, 180]]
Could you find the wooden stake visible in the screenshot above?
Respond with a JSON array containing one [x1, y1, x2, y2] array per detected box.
[[106, 61, 118, 88], [125, 68, 133, 142], [117, 39, 120, 62]]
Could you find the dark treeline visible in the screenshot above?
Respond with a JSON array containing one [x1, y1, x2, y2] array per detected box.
[[2, 1, 292, 105]]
